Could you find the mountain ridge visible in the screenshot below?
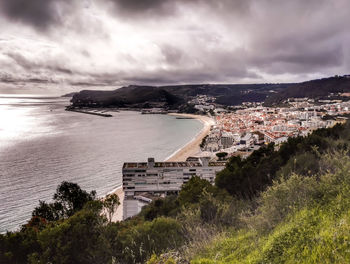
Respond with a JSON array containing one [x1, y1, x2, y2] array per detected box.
[[70, 75, 350, 108]]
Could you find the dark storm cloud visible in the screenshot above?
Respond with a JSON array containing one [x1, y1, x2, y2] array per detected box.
[[0, 0, 63, 30], [109, 0, 170, 13], [5, 51, 73, 75], [106, 0, 252, 17], [160, 45, 184, 65], [0, 0, 349, 91], [0, 74, 55, 84]]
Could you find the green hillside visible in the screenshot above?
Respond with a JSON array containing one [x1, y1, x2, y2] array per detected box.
[[192, 156, 350, 263], [265, 75, 350, 105]]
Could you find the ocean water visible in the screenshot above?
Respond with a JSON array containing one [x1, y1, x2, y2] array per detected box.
[[0, 95, 203, 232]]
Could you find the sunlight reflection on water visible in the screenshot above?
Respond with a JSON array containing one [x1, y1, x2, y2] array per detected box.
[[0, 95, 203, 232]]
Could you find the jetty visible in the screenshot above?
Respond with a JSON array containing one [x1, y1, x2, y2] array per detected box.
[[176, 117, 194, 119], [65, 107, 113, 117]]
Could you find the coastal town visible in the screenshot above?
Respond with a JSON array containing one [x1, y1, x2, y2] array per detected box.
[[121, 94, 350, 219], [201, 98, 350, 157]]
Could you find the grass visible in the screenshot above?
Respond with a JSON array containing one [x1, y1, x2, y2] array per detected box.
[[191, 153, 350, 264], [146, 152, 350, 264], [192, 196, 350, 264], [192, 209, 350, 263]]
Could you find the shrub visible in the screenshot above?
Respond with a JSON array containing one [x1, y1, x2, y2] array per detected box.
[[246, 174, 319, 232], [121, 217, 185, 263]]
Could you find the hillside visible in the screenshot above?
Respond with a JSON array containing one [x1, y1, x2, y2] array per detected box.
[[191, 153, 350, 263], [71, 85, 184, 108], [163, 83, 293, 105], [70, 83, 292, 108], [70, 75, 350, 109], [265, 75, 350, 105]]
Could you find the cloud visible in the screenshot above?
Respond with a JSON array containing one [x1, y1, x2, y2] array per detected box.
[[0, 0, 349, 94], [105, 0, 253, 21], [0, 0, 62, 31], [108, 0, 172, 14]]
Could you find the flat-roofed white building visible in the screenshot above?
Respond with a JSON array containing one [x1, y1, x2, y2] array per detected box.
[[122, 157, 226, 219]]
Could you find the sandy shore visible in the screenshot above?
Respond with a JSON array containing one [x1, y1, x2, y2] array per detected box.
[[109, 113, 214, 222], [106, 187, 124, 222], [165, 113, 215, 162]]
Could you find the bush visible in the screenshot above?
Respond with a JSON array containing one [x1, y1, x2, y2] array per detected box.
[[140, 196, 180, 221], [192, 151, 350, 263], [35, 201, 110, 264], [120, 217, 185, 263], [246, 174, 319, 232], [178, 177, 215, 206]]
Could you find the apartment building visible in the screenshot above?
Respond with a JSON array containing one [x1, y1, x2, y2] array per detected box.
[[122, 157, 226, 219]]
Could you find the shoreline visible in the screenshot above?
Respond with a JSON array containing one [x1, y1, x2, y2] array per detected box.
[[107, 186, 124, 222], [165, 113, 215, 162], [110, 113, 215, 222]]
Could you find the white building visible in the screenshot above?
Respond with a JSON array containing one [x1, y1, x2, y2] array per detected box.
[[122, 157, 226, 219], [240, 133, 253, 147]]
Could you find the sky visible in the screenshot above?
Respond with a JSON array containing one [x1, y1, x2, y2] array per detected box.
[[0, 0, 349, 94]]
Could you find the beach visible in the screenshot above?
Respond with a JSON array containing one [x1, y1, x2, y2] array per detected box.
[[166, 113, 215, 162], [111, 113, 215, 221], [109, 187, 124, 222]]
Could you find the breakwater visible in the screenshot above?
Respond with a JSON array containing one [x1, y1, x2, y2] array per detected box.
[[66, 108, 113, 117]]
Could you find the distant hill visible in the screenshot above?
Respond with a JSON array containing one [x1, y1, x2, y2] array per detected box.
[[71, 83, 292, 108], [61, 92, 78, 98], [71, 86, 184, 108], [70, 75, 350, 109], [265, 75, 350, 105], [162, 83, 293, 105]]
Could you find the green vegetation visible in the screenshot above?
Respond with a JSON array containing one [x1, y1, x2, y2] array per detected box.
[[216, 152, 228, 160], [0, 183, 185, 264], [32, 181, 97, 221], [103, 193, 120, 223], [192, 152, 350, 263], [200, 135, 208, 149], [2, 121, 350, 263], [215, 122, 348, 198]]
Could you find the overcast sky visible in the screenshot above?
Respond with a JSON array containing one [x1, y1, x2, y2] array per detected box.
[[0, 0, 349, 94]]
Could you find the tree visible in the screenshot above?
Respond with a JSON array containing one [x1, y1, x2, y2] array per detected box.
[[178, 176, 215, 206], [36, 201, 111, 264], [103, 193, 120, 223], [32, 200, 63, 222], [216, 152, 228, 160], [140, 195, 180, 221], [0, 227, 41, 264], [32, 181, 96, 221], [54, 181, 96, 218]]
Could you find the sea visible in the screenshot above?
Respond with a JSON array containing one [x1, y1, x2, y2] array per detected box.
[[0, 95, 203, 233]]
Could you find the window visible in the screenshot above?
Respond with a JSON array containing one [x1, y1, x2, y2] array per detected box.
[[123, 178, 132, 181]]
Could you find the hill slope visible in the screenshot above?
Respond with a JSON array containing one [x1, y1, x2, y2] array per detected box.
[[70, 83, 292, 108], [71, 86, 183, 108], [70, 75, 350, 109], [192, 159, 350, 263], [265, 75, 350, 105]]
